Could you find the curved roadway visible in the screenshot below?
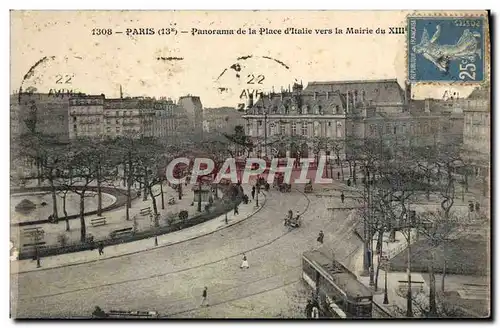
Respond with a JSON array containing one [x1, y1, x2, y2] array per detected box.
[[12, 188, 363, 318]]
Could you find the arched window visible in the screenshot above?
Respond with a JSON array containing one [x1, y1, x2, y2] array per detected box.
[[291, 122, 297, 135]]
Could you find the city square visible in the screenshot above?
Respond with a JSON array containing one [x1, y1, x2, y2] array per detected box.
[[9, 10, 491, 320]]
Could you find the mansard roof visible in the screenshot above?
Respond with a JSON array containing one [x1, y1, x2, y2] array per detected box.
[[304, 79, 405, 104], [252, 90, 347, 114]]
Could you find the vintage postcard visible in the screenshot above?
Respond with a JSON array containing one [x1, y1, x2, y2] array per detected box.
[[9, 10, 491, 319]]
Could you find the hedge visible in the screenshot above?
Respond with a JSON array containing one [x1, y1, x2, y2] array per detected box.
[[18, 198, 242, 260]]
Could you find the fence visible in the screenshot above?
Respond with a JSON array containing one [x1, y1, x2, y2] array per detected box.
[[17, 198, 242, 260]]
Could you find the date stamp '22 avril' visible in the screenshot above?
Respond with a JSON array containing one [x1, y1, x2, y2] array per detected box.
[[408, 15, 487, 83]]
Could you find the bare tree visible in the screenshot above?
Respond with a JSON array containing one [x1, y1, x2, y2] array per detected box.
[[63, 138, 99, 242], [415, 209, 465, 316]]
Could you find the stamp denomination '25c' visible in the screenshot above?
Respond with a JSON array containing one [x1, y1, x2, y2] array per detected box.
[[408, 16, 486, 83]]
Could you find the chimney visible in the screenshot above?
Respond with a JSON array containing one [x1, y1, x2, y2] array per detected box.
[[346, 91, 350, 113], [425, 98, 430, 112], [405, 81, 412, 104], [314, 92, 317, 100], [247, 93, 254, 110], [326, 91, 329, 100]]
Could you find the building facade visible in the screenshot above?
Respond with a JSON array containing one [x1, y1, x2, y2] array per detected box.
[[461, 87, 490, 195], [242, 79, 408, 158], [243, 79, 465, 160], [202, 107, 246, 134], [69, 94, 105, 139], [12, 92, 72, 141], [102, 98, 154, 138], [68, 95, 196, 140], [178, 95, 203, 134], [152, 98, 191, 138]]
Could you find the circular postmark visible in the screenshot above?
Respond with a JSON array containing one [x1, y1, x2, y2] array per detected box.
[[19, 55, 85, 98], [214, 55, 299, 111], [14, 55, 89, 140]]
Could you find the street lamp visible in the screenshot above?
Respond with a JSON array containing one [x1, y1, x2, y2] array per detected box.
[[383, 261, 390, 304], [264, 112, 268, 158]]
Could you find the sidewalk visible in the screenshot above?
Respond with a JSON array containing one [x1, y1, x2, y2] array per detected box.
[[353, 229, 426, 317], [11, 182, 267, 248], [11, 188, 268, 274]]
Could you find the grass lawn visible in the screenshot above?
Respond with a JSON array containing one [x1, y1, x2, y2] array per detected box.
[[390, 238, 488, 276]]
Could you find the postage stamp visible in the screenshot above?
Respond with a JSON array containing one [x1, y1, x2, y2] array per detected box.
[[408, 15, 486, 83]]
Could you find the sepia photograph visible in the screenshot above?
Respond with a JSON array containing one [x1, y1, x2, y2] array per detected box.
[[8, 9, 491, 319]]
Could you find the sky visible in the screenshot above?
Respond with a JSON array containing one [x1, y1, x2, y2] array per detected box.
[[10, 10, 487, 108]]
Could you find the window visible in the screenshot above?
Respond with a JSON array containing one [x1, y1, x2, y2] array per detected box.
[[301, 122, 308, 136], [73, 124, 77, 130], [280, 123, 286, 135], [393, 125, 397, 134], [258, 120, 262, 126], [291, 122, 297, 135], [369, 124, 376, 135], [386, 123, 391, 134], [116, 111, 119, 116]]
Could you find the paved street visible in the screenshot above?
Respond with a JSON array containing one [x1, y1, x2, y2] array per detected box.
[[13, 187, 364, 318], [10, 179, 489, 318]]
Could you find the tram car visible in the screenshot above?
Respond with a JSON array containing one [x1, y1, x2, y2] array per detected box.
[[302, 250, 373, 318]]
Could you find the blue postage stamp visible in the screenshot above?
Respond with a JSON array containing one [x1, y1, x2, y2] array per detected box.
[[408, 16, 485, 82]]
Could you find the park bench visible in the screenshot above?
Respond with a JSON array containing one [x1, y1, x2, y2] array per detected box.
[[109, 227, 133, 239], [22, 241, 46, 249], [398, 280, 425, 294], [23, 227, 44, 236], [140, 207, 151, 217], [105, 309, 159, 318], [22, 242, 46, 257], [22, 227, 44, 245], [90, 217, 107, 227]]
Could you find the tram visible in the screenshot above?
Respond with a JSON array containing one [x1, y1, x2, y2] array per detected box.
[[302, 250, 373, 318]]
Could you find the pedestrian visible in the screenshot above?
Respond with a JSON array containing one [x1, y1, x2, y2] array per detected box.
[[337, 171, 340, 180], [234, 204, 239, 215], [475, 201, 480, 212], [340, 192, 345, 204], [98, 242, 104, 255], [240, 253, 249, 269], [469, 201, 474, 212], [200, 286, 209, 307], [317, 230, 324, 245], [305, 300, 313, 318], [311, 305, 320, 318], [251, 186, 256, 200]]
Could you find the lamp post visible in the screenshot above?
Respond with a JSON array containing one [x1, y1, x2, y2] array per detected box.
[[383, 261, 390, 304], [255, 180, 260, 208], [197, 181, 202, 212], [263, 111, 268, 158]]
